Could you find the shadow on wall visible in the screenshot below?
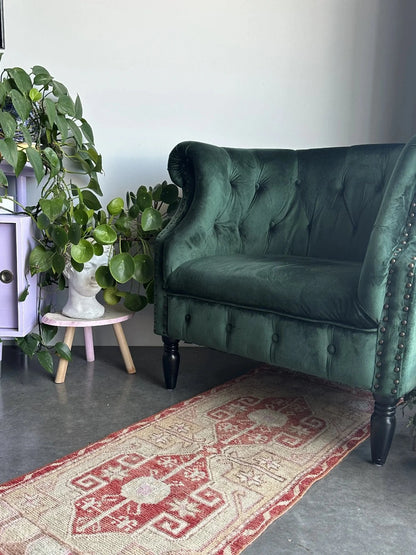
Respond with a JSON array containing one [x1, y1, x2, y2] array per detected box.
[[370, 0, 416, 141]]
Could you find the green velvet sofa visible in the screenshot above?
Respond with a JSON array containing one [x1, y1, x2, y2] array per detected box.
[[154, 137, 416, 465]]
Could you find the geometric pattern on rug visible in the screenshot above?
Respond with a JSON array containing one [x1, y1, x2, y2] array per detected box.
[[0, 366, 372, 554]]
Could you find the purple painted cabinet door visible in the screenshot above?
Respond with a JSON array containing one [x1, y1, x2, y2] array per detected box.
[[0, 222, 18, 329], [0, 215, 38, 338]]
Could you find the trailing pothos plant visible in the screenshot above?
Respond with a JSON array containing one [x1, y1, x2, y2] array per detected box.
[[0, 62, 180, 373], [0, 62, 103, 372]]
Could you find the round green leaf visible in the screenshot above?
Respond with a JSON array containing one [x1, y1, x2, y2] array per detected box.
[[103, 286, 121, 305], [109, 252, 135, 283], [133, 254, 154, 283], [137, 191, 152, 211], [93, 224, 117, 244], [95, 265, 115, 288], [73, 207, 88, 225], [93, 243, 104, 256], [71, 238, 94, 263], [160, 184, 178, 204], [123, 293, 148, 312], [107, 197, 124, 215], [141, 207, 163, 232], [71, 258, 84, 272]]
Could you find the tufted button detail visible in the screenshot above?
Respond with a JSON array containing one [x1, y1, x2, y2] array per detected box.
[[295, 179, 302, 186], [185, 314, 191, 323], [226, 323, 233, 333], [327, 344, 336, 355], [272, 333, 279, 343]]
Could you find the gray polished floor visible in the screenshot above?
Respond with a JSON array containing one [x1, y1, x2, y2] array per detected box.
[[0, 345, 415, 554]]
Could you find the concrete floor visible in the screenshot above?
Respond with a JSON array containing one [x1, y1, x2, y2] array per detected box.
[[0, 344, 415, 554]]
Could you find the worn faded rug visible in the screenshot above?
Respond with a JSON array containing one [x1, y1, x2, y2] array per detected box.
[[0, 366, 372, 554]]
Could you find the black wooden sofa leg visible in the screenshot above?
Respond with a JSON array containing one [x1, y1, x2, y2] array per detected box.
[[370, 394, 397, 465], [162, 336, 180, 389]]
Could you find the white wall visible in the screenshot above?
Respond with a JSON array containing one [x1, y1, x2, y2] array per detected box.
[[2, 0, 416, 345]]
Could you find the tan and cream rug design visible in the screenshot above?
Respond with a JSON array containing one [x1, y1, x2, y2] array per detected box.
[[0, 366, 372, 554]]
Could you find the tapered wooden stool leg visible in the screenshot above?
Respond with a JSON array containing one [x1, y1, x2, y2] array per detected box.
[[112, 322, 136, 374], [55, 327, 76, 383]]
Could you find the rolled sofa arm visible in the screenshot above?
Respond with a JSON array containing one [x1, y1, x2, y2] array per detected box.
[[156, 141, 261, 282]]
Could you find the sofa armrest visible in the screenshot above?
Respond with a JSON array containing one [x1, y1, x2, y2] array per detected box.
[[359, 136, 416, 321], [156, 141, 265, 282]]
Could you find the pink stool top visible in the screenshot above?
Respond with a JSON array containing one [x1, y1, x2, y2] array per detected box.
[[41, 307, 134, 328]]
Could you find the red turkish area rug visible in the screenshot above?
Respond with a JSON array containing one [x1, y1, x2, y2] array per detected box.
[[0, 366, 372, 554]]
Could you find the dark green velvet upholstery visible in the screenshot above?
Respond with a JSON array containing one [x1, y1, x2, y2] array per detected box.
[[154, 137, 416, 463]]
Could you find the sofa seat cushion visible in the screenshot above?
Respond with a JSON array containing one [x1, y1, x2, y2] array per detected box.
[[166, 254, 377, 329]]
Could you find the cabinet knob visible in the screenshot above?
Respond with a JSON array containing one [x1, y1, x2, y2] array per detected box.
[[0, 269, 14, 283]]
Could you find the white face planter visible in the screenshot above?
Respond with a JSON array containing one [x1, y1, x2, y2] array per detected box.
[[62, 245, 112, 319]]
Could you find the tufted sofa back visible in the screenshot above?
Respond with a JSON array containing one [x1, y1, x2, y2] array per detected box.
[[168, 142, 404, 264]]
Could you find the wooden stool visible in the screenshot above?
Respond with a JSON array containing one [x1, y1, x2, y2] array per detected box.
[[41, 308, 136, 383]]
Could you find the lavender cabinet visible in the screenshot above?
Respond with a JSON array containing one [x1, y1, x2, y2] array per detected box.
[[0, 215, 38, 360]]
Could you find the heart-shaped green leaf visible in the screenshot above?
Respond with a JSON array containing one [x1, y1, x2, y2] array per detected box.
[[0, 111, 17, 138], [43, 146, 61, 177], [54, 341, 72, 360], [9, 89, 32, 121], [82, 190, 101, 210], [0, 138, 18, 168], [39, 197, 64, 222], [37, 351, 54, 374], [26, 146, 45, 183], [29, 245, 54, 274], [8, 67, 32, 95]]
